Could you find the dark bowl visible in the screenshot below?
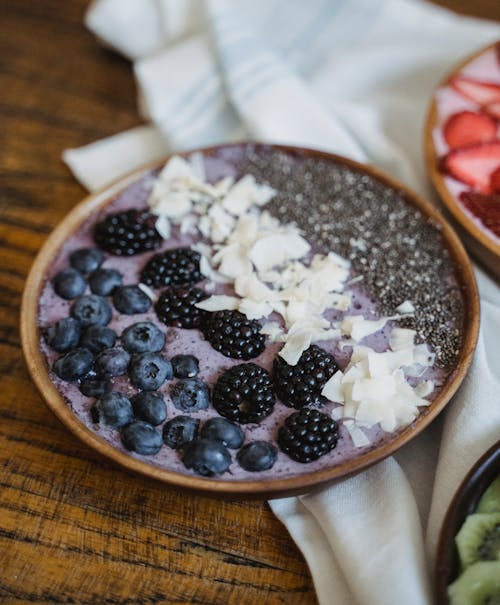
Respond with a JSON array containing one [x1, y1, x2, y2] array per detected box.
[[435, 439, 500, 604]]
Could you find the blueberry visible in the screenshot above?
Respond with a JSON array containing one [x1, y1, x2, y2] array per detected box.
[[162, 416, 200, 449], [53, 268, 86, 300], [237, 441, 278, 472], [80, 325, 117, 353], [171, 354, 199, 378], [121, 421, 163, 455], [200, 417, 244, 449], [92, 391, 133, 428], [44, 317, 81, 352], [129, 352, 172, 390], [170, 379, 210, 412], [113, 285, 151, 314], [69, 248, 104, 275], [130, 391, 167, 426], [182, 438, 231, 476], [95, 347, 130, 377], [89, 268, 123, 296], [71, 294, 112, 326], [79, 375, 111, 398], [121, 322, 165, 353], [53, 348, 93, 382]]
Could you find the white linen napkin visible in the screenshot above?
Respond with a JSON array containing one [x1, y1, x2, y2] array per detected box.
[[64, 1, 500, 603]]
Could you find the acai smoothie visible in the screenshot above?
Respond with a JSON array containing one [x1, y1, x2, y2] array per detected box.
[[37, 144, 465, 481]]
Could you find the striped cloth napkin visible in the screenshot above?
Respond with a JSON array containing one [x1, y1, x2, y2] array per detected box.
[[65, 1, 500, 603]]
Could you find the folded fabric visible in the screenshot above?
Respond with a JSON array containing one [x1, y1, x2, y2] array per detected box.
[[64, 1, 500, 603]]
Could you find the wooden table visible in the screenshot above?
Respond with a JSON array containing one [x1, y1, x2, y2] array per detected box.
[[0, 2, 498, 603]]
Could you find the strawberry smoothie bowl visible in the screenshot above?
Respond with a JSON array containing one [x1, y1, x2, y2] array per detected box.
[[22, 143, 478, 497], [426, 41, 500, 276]]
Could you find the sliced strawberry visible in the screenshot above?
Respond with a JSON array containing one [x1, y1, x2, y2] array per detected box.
[[443, 111, 498, 149], [451, 76, 500, 105], [491, 166, 500, 193], [460, 191, 500, 237], [442, 141, 500, 193], [483, 102, 500, 121]]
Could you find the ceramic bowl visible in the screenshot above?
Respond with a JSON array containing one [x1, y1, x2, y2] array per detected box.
[[21, 143, 480, 498]]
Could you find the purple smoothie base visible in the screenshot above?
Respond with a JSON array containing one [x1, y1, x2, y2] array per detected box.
[[38, 158, 451, 482]]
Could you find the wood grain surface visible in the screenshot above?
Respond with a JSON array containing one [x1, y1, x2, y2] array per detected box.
[[0, 1, 498, 604]]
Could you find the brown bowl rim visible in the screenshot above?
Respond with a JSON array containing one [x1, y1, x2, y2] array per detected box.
[[435, 439, 500, 604], [424, 41, 500, 278], [21, 142, 480, 498]]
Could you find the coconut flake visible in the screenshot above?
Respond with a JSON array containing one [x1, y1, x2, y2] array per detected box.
[[343, 420, 371, 447], [278, 330, 312, 365], [249, 230, 310, 272], [155, 215, 171, 240], [322, 371, 345, 402], [390, 328, 416, 351], [415, 380, 435, 398], [396, 300, 415, 314], [138, 283, 159, 303], [195, 295, 239, 312]]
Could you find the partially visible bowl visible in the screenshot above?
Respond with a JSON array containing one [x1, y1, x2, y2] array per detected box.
[[435, 440, 500, 604], [424, 41, 500, 280]]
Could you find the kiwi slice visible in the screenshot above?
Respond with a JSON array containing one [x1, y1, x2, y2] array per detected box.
[[448, 561, 500, 605], [477, 477, 500, 514], [456, 513, 500, 569]]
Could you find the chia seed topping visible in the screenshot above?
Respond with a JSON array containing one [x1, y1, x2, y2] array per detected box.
[[237, 147, 464, 367]]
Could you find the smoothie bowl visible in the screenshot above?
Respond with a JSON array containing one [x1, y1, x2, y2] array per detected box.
[[21, 143, 479, 498]]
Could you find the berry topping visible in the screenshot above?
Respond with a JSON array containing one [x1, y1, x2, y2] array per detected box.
[[442, 141, 500, 194], [155, 286, 208, 329], [140, 247, 201, 288], [44, 317, 81, 353], [182, 438, 231, 476], [79, 375, 111, 398], [484, 102, 500, 121], [451, 76, 500, 106], [443, 111, 498, 150], [92, 392, 133, 428], [237, 441, 278, 472], [80, 325, 117, 354], [200, 417, 244, 449], [202, 310, 265, 360], [113, 285, 152, 315], [71, 294, 112, 327], [53, 268, 86, 300], [130, 391, 167, 426], [162, 416, 200, 450], [212, 363, 275, 424], [129, 353, 173, 391], [94, 209, 162, 256], [459, 191, 500, 237], [278, 408, 339, 463], [121, 321, 165, 353], [69, 248, 104, 275], [121, 421, 163, 455], [95, 347, 130, 377], [53, 348, 93, 382], [273, 345, 338, 409], [88, 268, 123, 296], [170, 378, 210, 412], [491, 166, 500, 194], [129, 352, 173, 391], [171, 354, 199, 378]]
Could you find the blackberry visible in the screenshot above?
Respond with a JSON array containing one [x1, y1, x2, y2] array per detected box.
[[278, 408, 339, 463], [155, 286, 208, 329], [94, 209, 162, 256], [273, 345, 338, 409], [212, 363, 275, 424], [140, 247, 201, 288], [203, 310, 265, 360]]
